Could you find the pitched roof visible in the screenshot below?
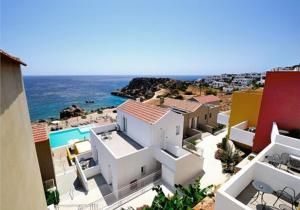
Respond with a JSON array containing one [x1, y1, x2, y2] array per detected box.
[[32, 124, 48, 143], [117, 100, 170, 124], [163, 98, 201, 113], [192, 95, 220, 104], [0, 50, 27, 66]]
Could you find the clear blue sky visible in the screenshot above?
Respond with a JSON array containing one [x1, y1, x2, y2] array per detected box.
[[1, 0, 300, 75]]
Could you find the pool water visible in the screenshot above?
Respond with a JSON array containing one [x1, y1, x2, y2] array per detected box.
[[49, 125, 94, 148]]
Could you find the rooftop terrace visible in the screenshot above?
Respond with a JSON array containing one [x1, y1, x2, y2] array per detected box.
[[97, 131, 143, 158]]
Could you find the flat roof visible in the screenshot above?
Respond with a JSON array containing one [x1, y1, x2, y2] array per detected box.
[[99, 131, 143, 158]]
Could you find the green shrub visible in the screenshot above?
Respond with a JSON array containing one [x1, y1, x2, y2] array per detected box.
[[184, 91, 193, 95], [205, 88, 218, 96], [81, 115, 87, 119], [143, 178, 212, 210], [45, 189, 59, 206]]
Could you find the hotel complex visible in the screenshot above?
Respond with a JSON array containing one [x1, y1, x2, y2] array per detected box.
[[1, 50, 300, 210]]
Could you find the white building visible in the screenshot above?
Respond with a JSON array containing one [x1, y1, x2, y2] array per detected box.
[[215, 122, 300, 210], [84, 100, 203, 198], [212, 81, 228, 88], [232, 78, 253, 86]]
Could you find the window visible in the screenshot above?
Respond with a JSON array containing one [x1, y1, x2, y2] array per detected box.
[[209, 113, 212, 118], [123, 117, 127, 132], [141, 166, 145, 175], [205, 114, 207, 120], [176, 125, 180, 135]]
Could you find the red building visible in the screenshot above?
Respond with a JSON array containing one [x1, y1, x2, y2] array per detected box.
[[253, 71, 300, 152]]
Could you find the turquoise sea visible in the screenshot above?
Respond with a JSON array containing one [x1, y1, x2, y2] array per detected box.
[[23, 75, 202, 122]]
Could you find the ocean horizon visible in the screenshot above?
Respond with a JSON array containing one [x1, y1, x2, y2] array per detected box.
[[24, 75, 205, 121]]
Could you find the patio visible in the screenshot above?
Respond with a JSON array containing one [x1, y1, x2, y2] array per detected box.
[[237, 184, 294, 210], [97, 131, 143, 158], [59, 174, 113, 207]]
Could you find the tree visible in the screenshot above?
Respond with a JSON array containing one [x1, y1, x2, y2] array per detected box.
[[143, 178, 213, 210]]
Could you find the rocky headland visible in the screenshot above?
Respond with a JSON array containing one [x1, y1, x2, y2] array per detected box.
[[111, 77, 192, 100]]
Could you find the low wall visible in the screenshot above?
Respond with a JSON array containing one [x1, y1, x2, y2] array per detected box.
[[84, 165, 101, 179], [92, 123, 116, 134], [74, 156, 89, 191], [77, 151, 92, 161]]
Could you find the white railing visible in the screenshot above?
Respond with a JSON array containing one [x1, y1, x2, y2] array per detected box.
[[217, 111, 230, 126], [230, 121, 255, 147], [55, 170, 161, 210]]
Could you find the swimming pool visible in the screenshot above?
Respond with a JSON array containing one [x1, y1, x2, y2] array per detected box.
[[49, 125, 94, 148]]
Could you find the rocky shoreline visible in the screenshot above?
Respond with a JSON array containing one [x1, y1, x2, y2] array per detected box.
[[33, 105, 117, 123]]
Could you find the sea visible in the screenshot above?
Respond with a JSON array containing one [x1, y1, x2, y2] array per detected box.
[[23, 75, 203, 122]]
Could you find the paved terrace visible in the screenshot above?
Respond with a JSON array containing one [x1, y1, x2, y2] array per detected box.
[[237, 184, 293, 210], [98, 131, 143, 158]]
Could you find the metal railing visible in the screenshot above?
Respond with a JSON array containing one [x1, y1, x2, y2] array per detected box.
[[55, 170, 161, 210]]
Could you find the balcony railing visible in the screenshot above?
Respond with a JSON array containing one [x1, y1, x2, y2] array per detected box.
[[229, 121, 255, 147], [55, 170, 161, 210], [217, 111, 230, 126]]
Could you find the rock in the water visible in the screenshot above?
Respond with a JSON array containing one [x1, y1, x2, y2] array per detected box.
[[60, 105, 85, 119]]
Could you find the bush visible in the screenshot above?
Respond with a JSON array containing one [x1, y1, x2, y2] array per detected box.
[[144, 178, 213, 210], [215, 148, 222, 160], [45, 189, 59, 206], [97, 109, 103, 114], [81, 115, 87, 119], [205, 88, 218, 96]]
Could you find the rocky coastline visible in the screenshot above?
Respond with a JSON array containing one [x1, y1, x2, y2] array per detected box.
[[111, 77, 192, 100]]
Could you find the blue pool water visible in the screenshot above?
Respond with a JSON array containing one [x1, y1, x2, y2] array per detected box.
[[49, 125, 93, 148]]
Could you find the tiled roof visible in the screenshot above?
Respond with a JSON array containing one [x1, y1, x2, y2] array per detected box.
[[192, 95, 220, 104], [32, 124, 48, 143], [0, 50, 27, 66], [117, 100, 170, 124], [163, 98, 201, 113]]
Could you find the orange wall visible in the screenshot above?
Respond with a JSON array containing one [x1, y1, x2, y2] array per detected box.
[[228, 90, 263, 135], [253, 72, 300, 152]]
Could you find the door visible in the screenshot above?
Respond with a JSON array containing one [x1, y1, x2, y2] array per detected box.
[[193, 117, 197, 129], [188, 118, 192, 129], [161, 129, 167, 149], [123, 117, 127, 132], [107, 164, 112, 185]]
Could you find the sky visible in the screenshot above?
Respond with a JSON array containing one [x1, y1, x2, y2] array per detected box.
[[1, 0, 300, 76]]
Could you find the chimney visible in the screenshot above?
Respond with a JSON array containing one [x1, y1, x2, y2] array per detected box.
[[159, 97, 164, 105], [136, 97, 141, 102]]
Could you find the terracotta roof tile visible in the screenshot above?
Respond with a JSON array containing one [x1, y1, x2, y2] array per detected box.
[[32, 124, 48, 143], [0, 49, 27, 66], [192, 95, 220, 104], [117, 100, 170, 124], [163, 98, 201, 112]]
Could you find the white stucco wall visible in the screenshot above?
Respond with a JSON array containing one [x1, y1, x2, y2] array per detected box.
[[153, 111, 184, 147], [90, 130, 119, 192], [117, 110, 153, 147], [116, 147, 158, 188]]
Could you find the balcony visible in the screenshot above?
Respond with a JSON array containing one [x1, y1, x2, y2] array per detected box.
[[217, 111, 230, 126], [215, 128, 300, 210], [230, 121, 255, 147]]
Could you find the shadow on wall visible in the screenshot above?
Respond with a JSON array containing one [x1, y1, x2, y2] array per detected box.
[[0, 59, 24, 115]]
